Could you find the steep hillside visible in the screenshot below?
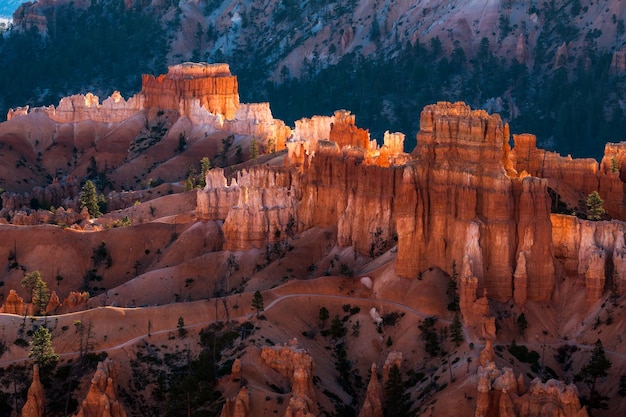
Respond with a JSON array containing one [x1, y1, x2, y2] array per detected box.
[[3, 0, 626, 157]]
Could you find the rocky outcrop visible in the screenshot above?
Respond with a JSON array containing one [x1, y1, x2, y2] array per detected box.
[[221, 168, 298, 251], [224, 103, 291, 152], [397, 102, 554, 302], [220, 387, 249, 417], [62, 291, 90, 310], [22, 365, 45, 417], [329, 110, 370, 149], [1, 289, 29, 315], [260, 339, 317, 417], [72, 359, 127, 417], [551, 214, 626, 299], [142, 62, 239, 120], [511, 134, 626, 221], [358, 363, 383, 417], [45, 291, 61, 314], [7, 92, 144, 124], [381, 351, 402, 386], [475, 345, 588, 417]]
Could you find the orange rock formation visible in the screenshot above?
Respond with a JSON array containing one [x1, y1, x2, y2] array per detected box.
[[22, 365, 45, 417], [475, 345, 588, 417], [220, 387, 250, 417], [358, 364, 383, 417], [142, 62, 239, 120], [71, 359, 128, 417], [260, 340, 317, 417]]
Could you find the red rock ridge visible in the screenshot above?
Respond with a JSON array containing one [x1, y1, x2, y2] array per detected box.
[[142, 62, 239, 120]]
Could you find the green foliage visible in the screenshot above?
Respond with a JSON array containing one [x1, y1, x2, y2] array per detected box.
[[586, 191, 605, 221], [29, 326, 59, 374], [80, 180, 101, 217], [508, 340, 540, 365], [0, 0, 168, 123], [177, 316, 187, 338], [611, 157, 620, 174], [32, 277, 50, 315], [447, 261, 459, 312], [449, 314, 464, 347], [198, 156, 211, 188], [384, 364, 414, 417], [575, 339, 612, 409], [318, 306, 330, 327], [418, 317, 440, 357], [252, 291, 264, 317], [329, 315, 346, 339]]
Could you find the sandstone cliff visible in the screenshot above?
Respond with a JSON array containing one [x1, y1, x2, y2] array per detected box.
[[397, 102, 554, 302], [142, 62, 239, 120]]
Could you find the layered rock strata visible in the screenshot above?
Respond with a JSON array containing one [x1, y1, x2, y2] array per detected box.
[[551, 214, 626, 300], [22, 365, 45, 417], [397, 102, 554, 302], [71, 359, 127, 417], [475, 361, 588, 417], [260, 340, 317, 417], [142, 62, 239, 120]]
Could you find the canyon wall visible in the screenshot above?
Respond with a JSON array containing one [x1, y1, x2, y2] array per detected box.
[[397, 102, 554, 302], [199, 101, 561, 303]]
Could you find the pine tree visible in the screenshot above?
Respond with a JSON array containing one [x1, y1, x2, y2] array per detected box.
[[177, 316, 187, 338], [80, 180, 101, 217], [586, 191, 605, 221], [29, 326, 59, 374], [384, 364, 413, 417], [21, 271, 41, 302], [198, 156, 211, 188], [516, 312, 528, 339], [252, 291, 264, 317], [575, 339, 612, 409], [449, 314, 464, 347], [318, 306, 330, 328], [32, 278, 50, 315]]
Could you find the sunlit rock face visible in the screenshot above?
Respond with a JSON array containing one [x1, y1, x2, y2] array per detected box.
[[142, 62, 240, 120]]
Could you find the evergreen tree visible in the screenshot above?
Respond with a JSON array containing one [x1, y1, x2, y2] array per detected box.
[[516, 312, 528, 339], [198, 156, 211, 188], [586, 191, 605, 221], [449, 314, 464, 347], [177, 316, 187, 338], [575, 339, 612, 409], [329, 315, 346, 339], [384, 364, 413, 417], [21, 271, 42, 302], [32, 278, 50, 315], [80, 180, 101, 217], [29, 326, 59, 374], [252, 291, 264, 317], [318, 306, 329, 328]]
